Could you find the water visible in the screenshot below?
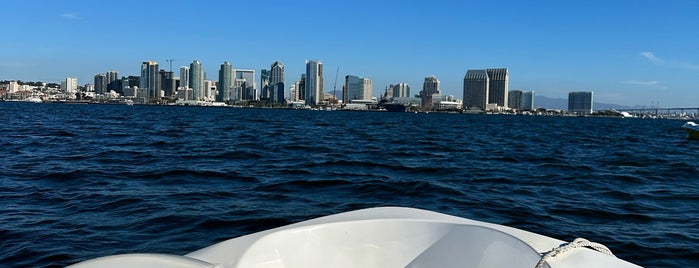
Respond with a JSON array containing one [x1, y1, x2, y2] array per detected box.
[[1, 102, 698, 267]]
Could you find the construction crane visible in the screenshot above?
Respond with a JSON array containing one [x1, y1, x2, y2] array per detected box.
[[165, 59, 181, 72], [332, 66, 339, 108]]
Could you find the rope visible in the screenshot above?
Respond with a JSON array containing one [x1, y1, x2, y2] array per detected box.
[[535, 238, 616, 268]]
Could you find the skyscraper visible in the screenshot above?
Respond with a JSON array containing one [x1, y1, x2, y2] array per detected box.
[[160, 70, 175, 98], [189, 60, 205, 100], [294, 74, 306, 102], [94, 74, 107, 95], [463, 70, 489, 110], [568, 91, 593, 114], [121, 77, 130, 92], [305, 60, 323, 105], [140, 61, 160, 99], [392, 83, 410, 98], [260, 69, 270, 100], [421, 76, 440, 107], [486, 68, 508, 108], [270, 61, 285, 103], [218, 61, 233, 102], [235, 69, 256, 100], [107, 70, 119, 92], [522, 91, 535, 111], [289, 85, 298, 102], [180, 66, 190, 90], [61, 77, 78, 94], [508, 90, 523, 110], [343, 75, 373, 102]]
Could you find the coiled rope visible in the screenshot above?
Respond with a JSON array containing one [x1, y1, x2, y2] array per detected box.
[[535, 238, 616, 268]]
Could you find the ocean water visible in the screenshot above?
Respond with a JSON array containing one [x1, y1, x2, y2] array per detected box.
[[1, 102, 698, 267]]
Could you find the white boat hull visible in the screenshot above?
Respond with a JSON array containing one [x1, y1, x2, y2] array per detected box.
[[67, 207, 641, 268], [682, 121, 699, 139]]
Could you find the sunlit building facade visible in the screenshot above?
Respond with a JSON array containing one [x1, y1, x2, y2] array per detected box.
[[305, 60, 323, 105]]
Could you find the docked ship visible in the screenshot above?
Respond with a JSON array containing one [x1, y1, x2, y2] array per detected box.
[[382, 102, 407, 112], [377, 98, 408, 112]]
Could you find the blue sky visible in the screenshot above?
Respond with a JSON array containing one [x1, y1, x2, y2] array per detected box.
[[2, 0, 699, 107]]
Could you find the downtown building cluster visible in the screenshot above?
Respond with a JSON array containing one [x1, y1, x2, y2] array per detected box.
[[1, 61, 594, 113]]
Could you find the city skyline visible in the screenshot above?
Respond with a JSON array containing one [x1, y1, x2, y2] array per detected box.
[[2, 0, 699, 107]]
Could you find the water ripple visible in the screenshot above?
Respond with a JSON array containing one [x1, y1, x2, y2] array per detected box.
[[1, 102, 698, 267]]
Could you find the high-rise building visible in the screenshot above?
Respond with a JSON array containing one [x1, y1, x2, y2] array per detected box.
[[568, 91, 593, 114], [61, 77, 78, 93], [160, 70, 175, 98], [289, 85, 298, 102], [486, 68, 508, 108], [218, 61, 233, 102], [305, 60, 323, 105], [94, 74, 107, 94], [7, 81, 19, 93], [421, 76, 440, 107], [189, 60, 205, 100], [462, 68, 509, 110], [522, 91, 535, 111], [343, 75, 373, 102], [125, 76, 140, 88], [180, 66, 190, 90], [121, 77, 130, 91], [107, 70, 119, 92], [270, 61, 285, 103], [392, 83, 410, 98], [140, 61, 160, 99], [235, 69, 256, 101], [260, 69, 270, 100], [294, 74, 306, 102], [204, 80, 215, 100], [463, 70, 489, 110], [508, 90, 523, 110]]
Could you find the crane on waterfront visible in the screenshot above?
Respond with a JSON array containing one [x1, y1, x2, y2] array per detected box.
[[332, 66, 339, 109], [165, 59, 182, 72]]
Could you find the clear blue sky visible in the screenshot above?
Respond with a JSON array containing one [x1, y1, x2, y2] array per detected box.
[[2, 0, 699, 107]]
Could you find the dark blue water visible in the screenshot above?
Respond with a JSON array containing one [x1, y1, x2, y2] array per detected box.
[[1, 102, 698, 267]]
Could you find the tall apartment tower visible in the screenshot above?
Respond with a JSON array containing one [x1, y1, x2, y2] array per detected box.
[[61, 77, 78, 93], [463, 70, 489, 110], [260, 69, 270, 100], [486, 68, 509, 108], [305, 60, 323, 105], [160, 70, 175, 97], [392, 83, 410, 98], [140, 61, 160, 99], [508, 90, 523, 110], [522, 91, 535, 111], [343, 75, 373, 102], [568, 91, 593, 114], [421, 75, 440, 107], [189, 60, 205, 100], [294, 74, 306, 102], [94, 74, 107, 94], [235, 69, 256, 100], [180, 66, 190, 89], [218, 61, 233, 102], [107, 70, 119, 92], [270, 61, 285, 103]]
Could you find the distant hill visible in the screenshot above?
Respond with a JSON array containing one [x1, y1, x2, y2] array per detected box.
[[534, 96, 634, 110]]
